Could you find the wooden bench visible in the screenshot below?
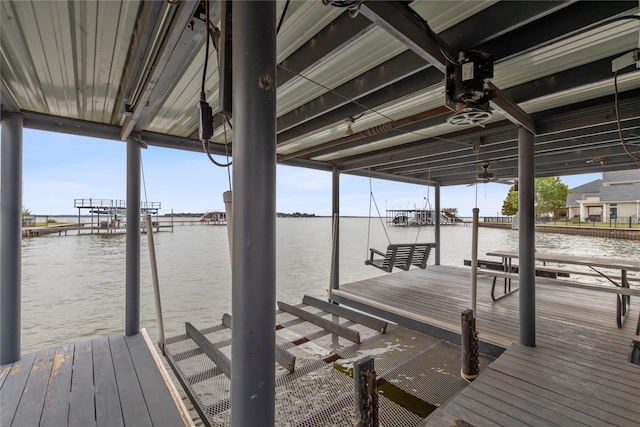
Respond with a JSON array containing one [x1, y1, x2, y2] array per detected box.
[[365, 243, 436, 273], [477, 269, 640, 328], [464, 259, 570, 302]]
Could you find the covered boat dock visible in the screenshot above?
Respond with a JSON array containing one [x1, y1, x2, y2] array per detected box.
[[2, 0, 640, 425]]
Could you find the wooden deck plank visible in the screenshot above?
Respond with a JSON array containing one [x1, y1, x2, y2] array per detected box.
[[467, 376, 592, 427], [337, 265, 640, 427], [109, 334, 153, 427], [124, 333, 185, 427], [506, 343, 640, 386], [11, 347, 56, 427], [497, 351, 640, 402], [40, 343, 74, 427], [68, 340, 96, 427], [489, 353, 640, 424], [0, 352, 37, 426], [0, 363, 11, 389], [438, 400, 506, 426], [93, 336, 124, 427], [459, 386, 556, 427], [479, 369, 619, 427]]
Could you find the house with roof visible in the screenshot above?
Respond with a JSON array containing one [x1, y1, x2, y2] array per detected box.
[[566, 170, 640, 222]]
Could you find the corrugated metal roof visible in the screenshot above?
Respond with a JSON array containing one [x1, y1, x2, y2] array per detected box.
[[2, 0, 639, 186]]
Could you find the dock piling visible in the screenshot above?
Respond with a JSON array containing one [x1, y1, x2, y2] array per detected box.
[[354, 356, 378, 427], [461, 309, 479, 380]]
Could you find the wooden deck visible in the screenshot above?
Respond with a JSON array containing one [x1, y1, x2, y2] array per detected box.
[[0, 329, 191, 427], [333, 265, 640, 426]]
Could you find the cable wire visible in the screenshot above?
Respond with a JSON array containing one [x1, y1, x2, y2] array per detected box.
[[277, 63, 464, 145], [614, 70, 640, 165], [200, 0, 210, 101], [277, 0, 290, 35]]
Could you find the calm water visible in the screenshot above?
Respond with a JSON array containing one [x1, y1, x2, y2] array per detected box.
[[20, 218, 640, 353]]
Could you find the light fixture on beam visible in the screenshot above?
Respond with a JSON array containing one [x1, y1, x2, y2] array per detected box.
[[344, 117, 355, 136]]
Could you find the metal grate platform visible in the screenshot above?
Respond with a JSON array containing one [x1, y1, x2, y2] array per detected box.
[[164, 301, 493, 426]]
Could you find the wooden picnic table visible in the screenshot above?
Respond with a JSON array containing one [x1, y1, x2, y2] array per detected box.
[[486, 250, 640, 273], [485, 250, 640, 330]]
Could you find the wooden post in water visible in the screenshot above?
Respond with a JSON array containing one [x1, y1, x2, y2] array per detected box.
[[354, 356, 378, 427], [461, 309, 479, 380]]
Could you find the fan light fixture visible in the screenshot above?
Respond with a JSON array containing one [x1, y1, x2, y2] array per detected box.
[[344, 117, 355, 136]]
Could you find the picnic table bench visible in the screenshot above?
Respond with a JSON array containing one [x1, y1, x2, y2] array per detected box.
[[464, 259, 569, 301], [480, 251, 640, 330]]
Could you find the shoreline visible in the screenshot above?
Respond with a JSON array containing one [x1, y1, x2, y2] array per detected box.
[[479, 222, 640, 241]]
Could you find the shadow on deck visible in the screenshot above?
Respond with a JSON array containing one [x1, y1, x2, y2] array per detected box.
[[333, 265, 640, 426]]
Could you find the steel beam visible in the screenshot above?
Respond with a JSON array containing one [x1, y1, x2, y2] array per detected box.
[[231, 1, 277, 425], [331, 166, 340, 292], [518, 127, 536, 347], [120, 0, 206, 140], [489, 83, 537, 135], [276, 1, 570, 142], [337, 93, 640, 172], [303, 53, 629, 162], [0, 112, 22, 364], [1, 81, 19, 112], [277, 12, 373, 89], [377, 121, 640, 176], [277, 0, 632, 147], [434, 183, 440, 266], [126, 137, 141, 336], [356, 2, 533, 131], [110, 0, 166, 125], [277, 58, 435, 142], [304, 109, 450, 160], [358, 1, 450, 73]]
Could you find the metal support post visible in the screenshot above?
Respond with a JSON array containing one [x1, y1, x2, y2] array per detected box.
[[224, 190, 233, 265], [331, 166, 340, 292], [231, 1, 277, 425], [434, 183, 440, 265], [1, 112, 23, 364], [518, 127, 536, 347], [354, 356, 378, 427], [471, 208, 479, 316], [126, 137, 141, 336]]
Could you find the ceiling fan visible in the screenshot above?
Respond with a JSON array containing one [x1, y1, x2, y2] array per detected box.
[[467, 163, 515, 186]]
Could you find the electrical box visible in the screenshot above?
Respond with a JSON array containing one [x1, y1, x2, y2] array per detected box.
[[445, 50, 494, 112]]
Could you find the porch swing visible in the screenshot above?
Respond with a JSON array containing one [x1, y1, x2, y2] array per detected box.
[[364, 173, 436, 273]]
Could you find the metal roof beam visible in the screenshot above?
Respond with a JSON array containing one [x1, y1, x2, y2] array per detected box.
[[359, 1, 536, 133], [277, 12, 373, 89], [305, 54, 631, 161], [279, 106, 450, 161], [383, 122, 640, 176], [120, 0, 209, 141], [110, 1, 166, 126], [1, 80, 19, 113], [338, 93, 640, 171], [425, 146, 640, 183], [358, 1, 450, 73], [276, 1, 567, 142], [277, 1, 634, 146]]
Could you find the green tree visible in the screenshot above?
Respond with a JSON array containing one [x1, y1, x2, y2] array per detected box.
[[501, 185, 518, 215], [22, 207, 31, 218], [535, 176, 570, 216], [500, 177, 570, 216]]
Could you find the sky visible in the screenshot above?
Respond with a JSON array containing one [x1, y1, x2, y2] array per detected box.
[[13, 128, 601, 217]]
